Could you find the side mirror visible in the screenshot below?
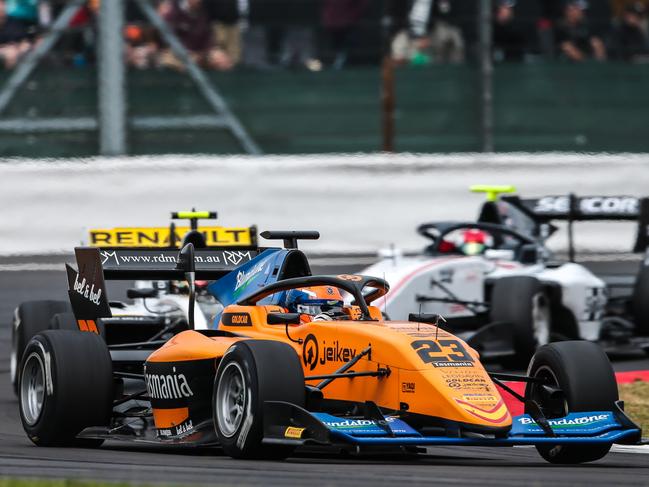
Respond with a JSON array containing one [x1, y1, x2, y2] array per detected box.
[[408, 313, 444, 324], [126, 288, 158, 299], [267, 313, 301, 325], [176, 243, 196, 274], [176, 243, 196, 329]]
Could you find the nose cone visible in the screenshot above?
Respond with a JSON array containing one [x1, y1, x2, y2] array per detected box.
[[399, 366, 513, 431], [453, 396, 512, 426]]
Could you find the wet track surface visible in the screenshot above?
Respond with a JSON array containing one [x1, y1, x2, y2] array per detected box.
[[0, 260, 648, 486]]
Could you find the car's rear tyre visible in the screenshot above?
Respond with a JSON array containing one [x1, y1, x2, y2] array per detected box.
[[631, 264, 649, 336], [213, 340, 305, 459], [19, 330, 113, 447], [526, 341, 618, 464], [11, 301, 72, 396], [490, 276, 551, 364]]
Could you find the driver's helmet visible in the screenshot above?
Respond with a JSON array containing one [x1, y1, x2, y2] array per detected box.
[[459, 229, 493, 256], [284, 286, 346, 321]]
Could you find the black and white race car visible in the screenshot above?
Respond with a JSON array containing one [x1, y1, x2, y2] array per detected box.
[[362, 186, 649, 362]]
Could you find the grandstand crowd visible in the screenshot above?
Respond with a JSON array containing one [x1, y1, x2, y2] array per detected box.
[[0, 0, 647, 71]]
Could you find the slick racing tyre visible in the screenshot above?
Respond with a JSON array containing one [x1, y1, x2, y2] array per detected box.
[[213, 340, 305, 459], [11, 300, 72, 396], [490, 276, 551, 364], [631, 264, 649, 336], [526, 341, 618, 464], [19, 330, 113, 447]]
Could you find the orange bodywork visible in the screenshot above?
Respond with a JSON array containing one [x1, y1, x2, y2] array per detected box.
[[146, 304, 511, 432]]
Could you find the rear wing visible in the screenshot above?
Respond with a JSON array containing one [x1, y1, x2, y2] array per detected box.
[[66, 246, 259, 326], [501, 194, 649, 254], [89, 226, 256, 248], [88, 209, 257, 248]]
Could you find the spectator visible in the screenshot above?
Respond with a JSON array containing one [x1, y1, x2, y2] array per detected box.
[[555, 0, 606, 61], [125, 23, 159, 69], [493, 0, 527, 62], [395, 0, 464, 65], [205, 0, 247, 67], [611, 2, 649, 61], [0, 0, 44, 69], [158, 0, 233, 71], [322, 0, 369, 69]]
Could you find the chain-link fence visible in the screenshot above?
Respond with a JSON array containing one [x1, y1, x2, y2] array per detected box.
[[0, 0, 647, 156]]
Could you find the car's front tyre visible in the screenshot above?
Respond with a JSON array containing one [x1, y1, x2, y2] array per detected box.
[[213, 340, 305, 459], [526, 341, 618, 464]]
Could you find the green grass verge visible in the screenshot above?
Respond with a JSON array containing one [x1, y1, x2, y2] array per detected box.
[[619, 381, 649, 433]]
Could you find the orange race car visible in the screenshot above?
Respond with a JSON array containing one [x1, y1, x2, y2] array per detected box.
[[17, 232, 644, 464]]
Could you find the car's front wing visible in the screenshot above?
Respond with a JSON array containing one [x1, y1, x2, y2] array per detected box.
[[263, 401, 644, 448]]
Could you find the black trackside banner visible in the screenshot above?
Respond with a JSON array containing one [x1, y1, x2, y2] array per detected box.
[[94, 247, 259, 279], [67, 248, 112, 323]]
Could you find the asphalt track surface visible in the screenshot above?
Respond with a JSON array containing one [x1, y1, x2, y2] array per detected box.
[[0, 259, 648, 486]]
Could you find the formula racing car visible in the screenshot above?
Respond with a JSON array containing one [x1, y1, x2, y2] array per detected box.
[[10, 210, 257, 395], [17, 231, 644, 464], [361, 186, 649, 362]]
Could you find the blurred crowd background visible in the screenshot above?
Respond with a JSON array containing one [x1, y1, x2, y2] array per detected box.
[[0, 0, 648, 157], [1, 0, 649, 71]]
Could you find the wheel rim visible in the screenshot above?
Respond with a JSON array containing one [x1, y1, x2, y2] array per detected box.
[[20, 352, 46, 426], [531, 293, 551, 346], [216, 362, 246, 438]]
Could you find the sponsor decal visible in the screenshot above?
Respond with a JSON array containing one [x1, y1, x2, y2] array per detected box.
[[462, 393, 498, 403], [223, 250, 250, 266], [533, 196, 638, 216], [302, 334, 319, 371], [337, 274, 362, 282], [439, 269, 454, 284], [221, 312, 251, 326], [387, 323, 451, 339], [302, 334, 357, 370], [145, 366, 194, 400], [284, 427, 305, 439], [97, 249, 255, 271], [410, 339, 474, 367], [433, 361, 474, 367], [235, 262, 267, 291], [72, 273, 103, 306], [401, 382, 416, 393], [518, 414, 609, 428], [324, 417, 398, 429], [90, 226, 253, 247], [158, 419, 194, 438]]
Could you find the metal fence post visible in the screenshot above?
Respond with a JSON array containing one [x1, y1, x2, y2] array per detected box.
[[98, 0, 126, 156], [478, 0, 494, 153]]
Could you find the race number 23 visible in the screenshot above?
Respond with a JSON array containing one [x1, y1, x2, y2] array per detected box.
[[410, 339, 473, 364]]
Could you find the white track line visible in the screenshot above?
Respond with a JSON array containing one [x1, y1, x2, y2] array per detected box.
[[611, 444, 649, 454], [0, 263, 65, 272]]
